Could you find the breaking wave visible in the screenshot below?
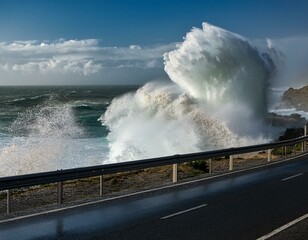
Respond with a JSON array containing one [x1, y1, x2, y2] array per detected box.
[[0, 98, 86, 176], [101, 22, 275, 162]]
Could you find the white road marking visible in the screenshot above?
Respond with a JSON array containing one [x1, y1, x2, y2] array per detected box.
[[256, 213, 308, 240], [160, 204, 207, 220], [281, 173, 304, 182]]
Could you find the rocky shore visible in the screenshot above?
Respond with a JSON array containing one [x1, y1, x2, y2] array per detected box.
[[278, 85, 308, 112], [270, 84, 307, 139], [267, 112, 306, 128]]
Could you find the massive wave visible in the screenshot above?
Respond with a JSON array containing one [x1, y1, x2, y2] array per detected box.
[[101, 22, 275, 162]]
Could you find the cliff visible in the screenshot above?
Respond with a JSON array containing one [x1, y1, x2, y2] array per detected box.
[[278, 85, 308, 111]]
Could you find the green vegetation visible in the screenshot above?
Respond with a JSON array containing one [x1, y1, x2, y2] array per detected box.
[[272, 145, 301, 155], [187, 160, 208, 172]]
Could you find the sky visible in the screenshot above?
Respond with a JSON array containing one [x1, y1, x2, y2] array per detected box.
[[0, 0, 308, 85]]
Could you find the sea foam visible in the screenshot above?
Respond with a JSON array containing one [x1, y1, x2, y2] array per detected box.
[[0, 98, 86, 176], [101, 22, 274, 162]]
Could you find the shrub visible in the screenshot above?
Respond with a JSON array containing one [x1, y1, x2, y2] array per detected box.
[[187, 160, 208, 172], [272, 147, 293, 155]]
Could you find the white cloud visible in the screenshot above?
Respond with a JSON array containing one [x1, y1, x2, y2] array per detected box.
[[2, 35, 308, 86], [0, 39, 176, 80], [129, 45, 141, 50]]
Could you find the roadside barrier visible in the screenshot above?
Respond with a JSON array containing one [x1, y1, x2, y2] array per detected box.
[[1, 124, 308, 214]]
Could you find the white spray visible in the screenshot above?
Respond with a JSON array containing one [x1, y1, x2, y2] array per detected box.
[[101, 22, 274, 162], [0, 98, 85, 176]]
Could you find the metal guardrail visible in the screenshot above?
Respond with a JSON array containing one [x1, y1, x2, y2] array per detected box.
[[1, 135, 308, 191], [1, 129, 308, 214]]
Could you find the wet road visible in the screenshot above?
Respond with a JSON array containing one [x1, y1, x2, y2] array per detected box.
[[1, 153, 308, 240]]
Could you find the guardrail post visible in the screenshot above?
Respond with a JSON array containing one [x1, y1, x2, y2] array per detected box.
[[6, 190, 10, 214], [57, 182, 63, 204], [208, 159, 212, 174], [304, 124, 307, 151], [100, 175, 103, 196], [267, 149, 272, 162], [229, 155, 234, 171], [173, 164, 178, 183]]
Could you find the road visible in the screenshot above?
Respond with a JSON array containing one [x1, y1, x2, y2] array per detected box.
[[0, 153, 308, 240]]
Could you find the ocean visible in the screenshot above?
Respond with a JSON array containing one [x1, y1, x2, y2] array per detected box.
[[1, 23, 307, 177], [0, 85, 139, 176]]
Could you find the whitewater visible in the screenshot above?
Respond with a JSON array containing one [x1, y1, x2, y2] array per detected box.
[[0, 22, 304, 176], [101, 22, 275, 162]]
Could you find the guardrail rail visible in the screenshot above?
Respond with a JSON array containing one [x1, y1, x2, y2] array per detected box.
[[1, 124, 308, 214]]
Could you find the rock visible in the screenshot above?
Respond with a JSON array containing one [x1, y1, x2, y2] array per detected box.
[[277, 85, 308, 111], [267, 112, 306, 128], [278, 128, 304, 141]]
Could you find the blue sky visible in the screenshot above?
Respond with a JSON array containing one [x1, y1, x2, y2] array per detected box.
[[1, 0, 308, 45], [0, 0, 308, 85]]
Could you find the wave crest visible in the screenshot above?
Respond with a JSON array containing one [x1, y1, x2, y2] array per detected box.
[[164, 22, 270, 118], [101, 22, 275, 162]]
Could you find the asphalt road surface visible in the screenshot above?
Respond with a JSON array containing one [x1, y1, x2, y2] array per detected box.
[[1, 153, 308, 240]]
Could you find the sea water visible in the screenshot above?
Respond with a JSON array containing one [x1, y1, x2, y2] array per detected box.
[[0, 85, 139, 176]]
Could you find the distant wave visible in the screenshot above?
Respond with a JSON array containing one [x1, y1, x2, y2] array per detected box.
[[30, 94, 52, 100], [74, 104, 94, 110], [6, 97, 27, 103], [72, 100, 110, 110], [5, 94, 51, 105], [65, 91, 78, 97]]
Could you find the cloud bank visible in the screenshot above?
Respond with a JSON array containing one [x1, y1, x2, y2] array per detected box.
[[1, 35, 308, 86], [0, 39, 176, 84]]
